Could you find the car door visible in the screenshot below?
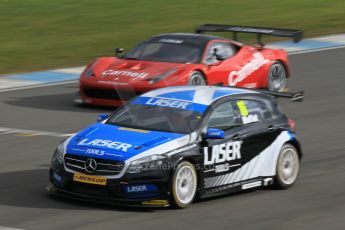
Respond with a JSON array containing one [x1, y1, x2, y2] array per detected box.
[[227, 47, 270, 88], [201, 99, 279, 191], [202, 41, 247, 85], [227, 99, 281, 182]]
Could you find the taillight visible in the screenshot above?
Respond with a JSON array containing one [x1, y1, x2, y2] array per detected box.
[[288, 118, 296, 132]]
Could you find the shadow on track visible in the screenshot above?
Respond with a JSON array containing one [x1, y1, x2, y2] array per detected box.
[[0, 168, 265, 212], [0, 169, 154, 213], [4, 92, 115, 113]]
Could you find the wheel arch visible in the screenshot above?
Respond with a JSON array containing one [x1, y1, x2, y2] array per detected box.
[[190, 69, 208, 84], [264, 60, 289, 91], [174, 155, 202, 191], [169, 157, 200, 208], [275, 59, 290, 78], [286, 139, 303, 159]]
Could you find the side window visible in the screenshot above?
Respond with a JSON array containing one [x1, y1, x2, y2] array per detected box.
[[206, 102, 241, 130], [204, 42, 237, 65], [236, 100, 272, 125]]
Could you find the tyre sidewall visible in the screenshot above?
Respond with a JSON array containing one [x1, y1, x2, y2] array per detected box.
[[274, 144, 300, 189], [267, 61, 287, 92], [170, 161, 197, 208], [188, 71, 206, 85]]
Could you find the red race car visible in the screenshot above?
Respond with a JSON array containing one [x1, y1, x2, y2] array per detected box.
[[79, 24, 302, 107]]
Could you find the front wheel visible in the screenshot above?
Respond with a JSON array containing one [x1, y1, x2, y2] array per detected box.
[[274, 144, 300, 189], [267, 62, 287, 92], [171, 161, 198, 208]]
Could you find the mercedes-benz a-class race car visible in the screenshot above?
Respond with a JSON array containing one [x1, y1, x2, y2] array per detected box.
[[79, 24, 303, 107], [49, 86, 303, 208]]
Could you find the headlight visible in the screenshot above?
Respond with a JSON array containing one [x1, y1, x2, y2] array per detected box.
[[127, 154, 166, 174], [148, 67, 178, 84], [83, 60, 98, 78], [51, 143, 64, 166]]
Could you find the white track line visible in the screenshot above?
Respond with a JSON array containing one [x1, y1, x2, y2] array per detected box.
[[0, 127, 74, 138], [0, 226, 25, 230], [288, 44, 345, 55], [0, 80, 78, 93]]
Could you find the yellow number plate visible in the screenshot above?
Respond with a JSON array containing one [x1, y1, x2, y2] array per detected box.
[[73, 173, 107, 186]]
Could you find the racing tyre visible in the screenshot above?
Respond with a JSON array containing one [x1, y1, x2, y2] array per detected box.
[[268, 62, 287, 92], [274, 144, 300, 189], [188, 71, 206, 85], [171, 161, 198, 208]]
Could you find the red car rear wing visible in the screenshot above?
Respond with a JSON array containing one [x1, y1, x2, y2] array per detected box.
[[195, 24, 303, 46]]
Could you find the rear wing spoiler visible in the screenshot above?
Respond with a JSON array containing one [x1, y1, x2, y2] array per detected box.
[[195, 24, 303, 46], [255, 89, 304, 102], [221, 85, 304, 102]]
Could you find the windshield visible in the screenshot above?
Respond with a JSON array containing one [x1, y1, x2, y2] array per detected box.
[[124, 41, 202, 64], [106, 104, 203, 134]]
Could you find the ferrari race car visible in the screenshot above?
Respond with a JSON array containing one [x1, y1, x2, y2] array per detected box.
[[49, 86, 304, 208], [79, 24, 303, 107]]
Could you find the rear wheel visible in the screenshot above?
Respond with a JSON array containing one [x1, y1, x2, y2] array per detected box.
[[274, 144, 300, 189], [188, 71, 206, 85], [268, 62, 287, 92], [171, 161, 197, 208]]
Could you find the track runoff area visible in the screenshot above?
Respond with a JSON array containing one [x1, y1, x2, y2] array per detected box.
[[0, 39, 345, 229]]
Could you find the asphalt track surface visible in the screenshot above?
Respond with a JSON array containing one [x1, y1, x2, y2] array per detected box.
[[1, 48, 345, 230]]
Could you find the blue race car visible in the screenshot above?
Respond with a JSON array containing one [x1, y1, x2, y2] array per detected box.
[[48, 86, 303, 208]]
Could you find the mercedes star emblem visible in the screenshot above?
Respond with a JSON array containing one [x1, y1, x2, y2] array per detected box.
[[85, 158, 97, 173]]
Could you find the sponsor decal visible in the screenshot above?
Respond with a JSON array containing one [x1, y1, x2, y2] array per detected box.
[[124, 184, 158, 193], [102, 70, 149, 78], [77, 139, 132, 152], [145, 97, 191, 109], [73, 173, 107, 186], [97, 80, 129, 86], [241, 114, 259, 124], [118, 127, 150, 133], [227, 27, 274, 34], [204, 141, 242, 167], [213, 163, 241, 173], [85, 148, 105, 155], [241, 181, 262, 190], [243, 83, 257, 88], [228, 52, 269, 86], [131, 96, 207, 112], [159, 38, 183, 44], [236, 100, 260, 124], [204, 132, 292, 188], [142, 200, 169, 206]]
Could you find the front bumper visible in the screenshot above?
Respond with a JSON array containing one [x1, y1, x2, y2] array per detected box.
[[79, 82, 154, 107], [79, 86, 134, 107], [48, 167, 171, 207]]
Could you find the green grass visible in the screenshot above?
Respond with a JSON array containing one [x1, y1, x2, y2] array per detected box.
[[1, 0, 345, 74]]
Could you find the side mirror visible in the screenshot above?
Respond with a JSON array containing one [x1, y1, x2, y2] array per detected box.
[[115, 48, 124, 57], [204, 128, 224, 139], [97, 114, 109, 122]]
